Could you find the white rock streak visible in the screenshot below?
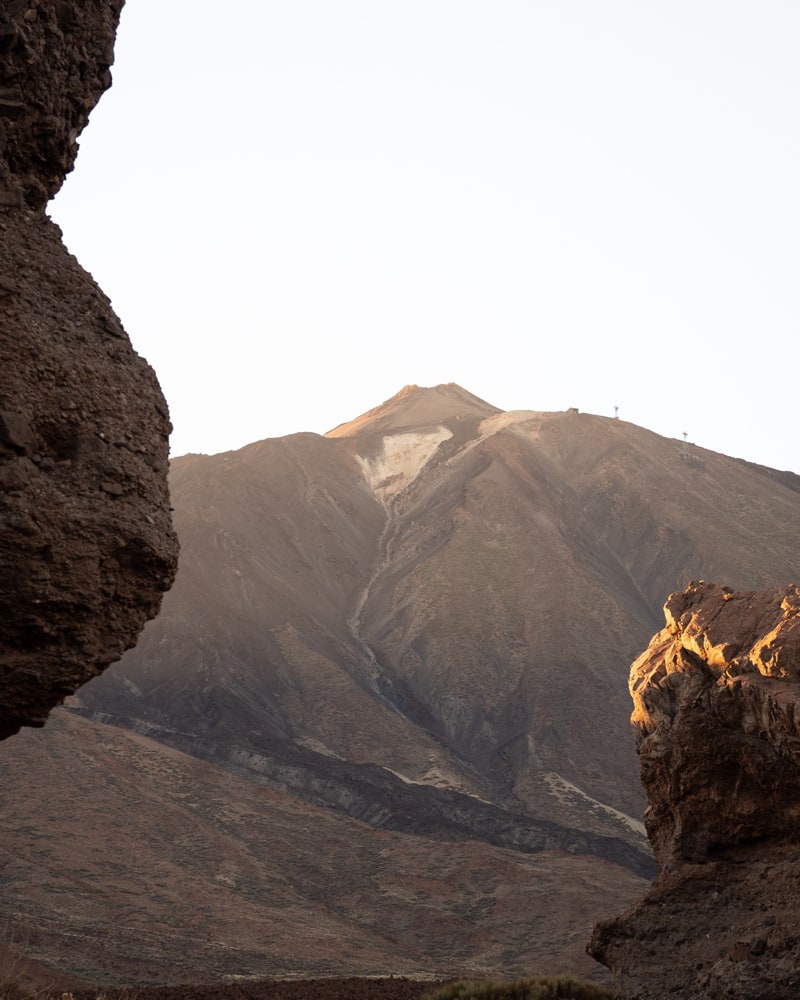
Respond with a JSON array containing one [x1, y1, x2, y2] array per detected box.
[[356, 427, 452, 504]]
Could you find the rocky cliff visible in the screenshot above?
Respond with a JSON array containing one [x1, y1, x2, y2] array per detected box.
[[0, 0, 178, 740], [590, 581, 800, 999]]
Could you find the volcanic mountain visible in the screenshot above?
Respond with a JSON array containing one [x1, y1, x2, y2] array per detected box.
[[3, 383, 800, 984]]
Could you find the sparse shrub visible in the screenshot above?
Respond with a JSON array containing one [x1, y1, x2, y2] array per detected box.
[[423, 974, 614, 1000]]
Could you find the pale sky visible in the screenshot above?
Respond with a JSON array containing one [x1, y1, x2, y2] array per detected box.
[[50, 1, 800, 471]]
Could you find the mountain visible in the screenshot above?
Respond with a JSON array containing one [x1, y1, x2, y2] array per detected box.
[[3, 383, 800, 984]]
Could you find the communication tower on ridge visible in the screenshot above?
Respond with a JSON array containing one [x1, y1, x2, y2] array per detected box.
[[613, 406, 619, 419]]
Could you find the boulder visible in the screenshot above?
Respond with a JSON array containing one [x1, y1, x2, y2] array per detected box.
[[0, 0, 178, 740], [590, 581, 800, 998]]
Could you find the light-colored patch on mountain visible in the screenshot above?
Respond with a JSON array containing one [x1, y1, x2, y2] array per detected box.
[[544, 772, 647, 838], [380, 762, 494, 802], [357, 428, 452, 503], [296, 735, 345, 760], [478, 409, 546, 438]]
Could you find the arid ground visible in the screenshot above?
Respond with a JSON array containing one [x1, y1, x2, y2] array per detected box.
[[74, 979, 450, 1000]]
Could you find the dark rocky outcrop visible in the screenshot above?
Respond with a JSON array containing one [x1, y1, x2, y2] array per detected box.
[[590, 581, 800, 999], [0, 0, 178, 740], [0, 0, 123, 210]]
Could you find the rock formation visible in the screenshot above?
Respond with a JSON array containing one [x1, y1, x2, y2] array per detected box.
[[590, 581, 800, 999], [0, 0, 178, 740]]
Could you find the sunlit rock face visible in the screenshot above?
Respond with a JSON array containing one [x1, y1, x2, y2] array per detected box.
[[0, 0, 178, 740], [590, 581, 800, 999]]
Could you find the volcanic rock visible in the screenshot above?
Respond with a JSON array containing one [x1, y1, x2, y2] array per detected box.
[[590, 581, 800, 999], [0, 0, 124, 210], [0, 0, 178, 740]]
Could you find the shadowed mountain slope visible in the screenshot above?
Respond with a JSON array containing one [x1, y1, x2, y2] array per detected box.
[[16, 383, 799, 982]]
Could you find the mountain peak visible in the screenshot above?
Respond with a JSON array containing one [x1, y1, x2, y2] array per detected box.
[[325, 383, 501, 439]]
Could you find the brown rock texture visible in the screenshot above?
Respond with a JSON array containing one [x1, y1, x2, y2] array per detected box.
[[0, 0, 178, 740], [0, 0, 122, 209], [590, 581, 800, 998]]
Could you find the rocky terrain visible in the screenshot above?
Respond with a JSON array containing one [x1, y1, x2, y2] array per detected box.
[[590, 581, 800, 998], [0, 0, 178, 740], [4, 384, 800, 984], [93, 980, 448, 1000], [0, 710, 638, 986]]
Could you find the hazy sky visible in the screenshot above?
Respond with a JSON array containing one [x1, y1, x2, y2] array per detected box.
[[50, 1, 800, 471]]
